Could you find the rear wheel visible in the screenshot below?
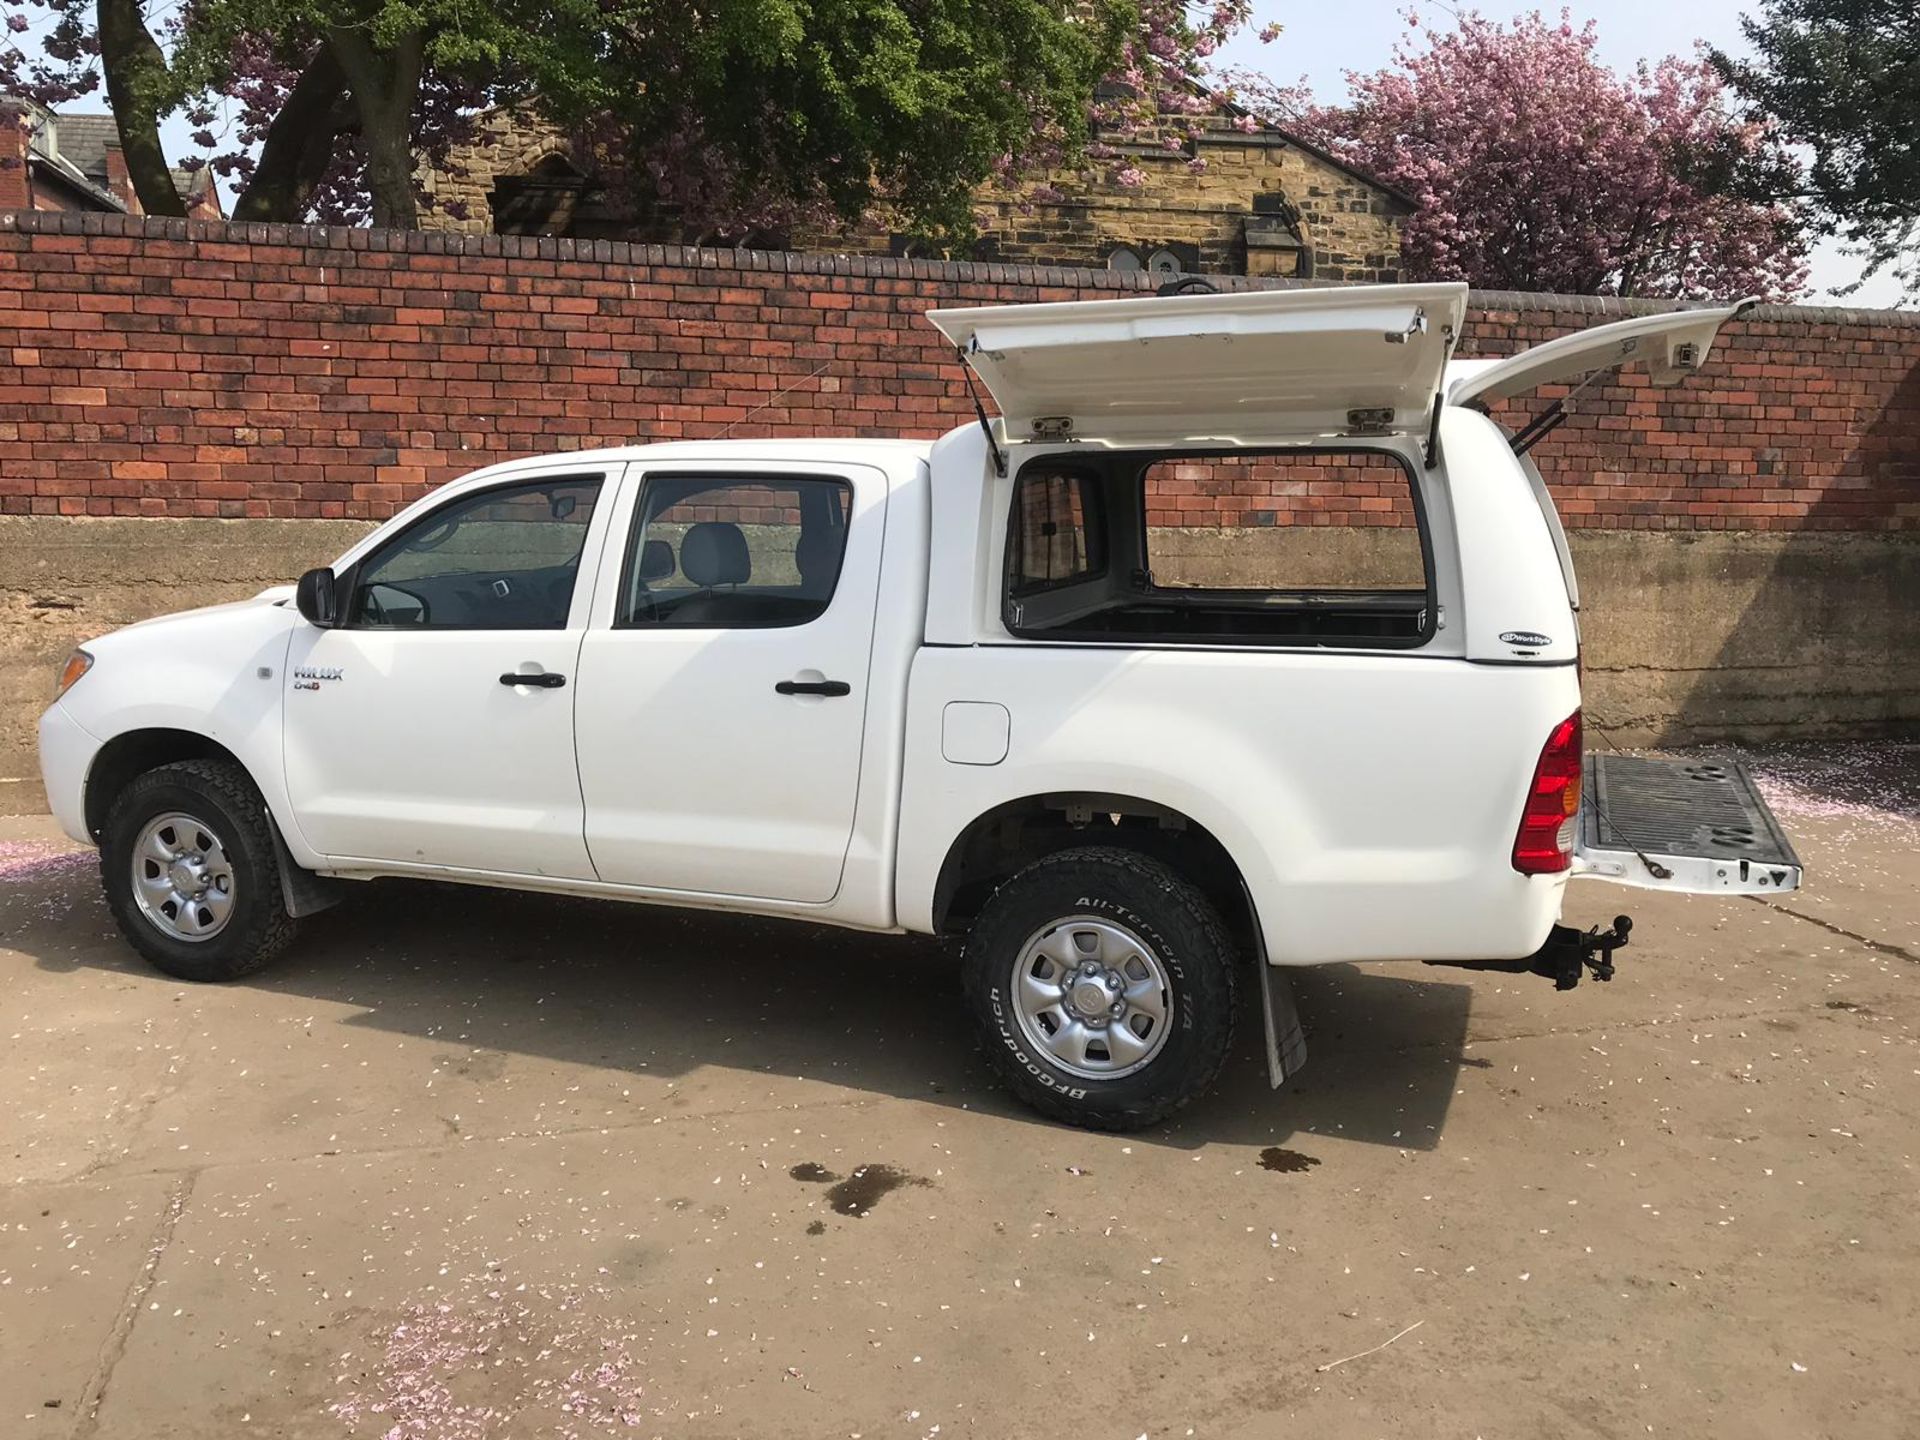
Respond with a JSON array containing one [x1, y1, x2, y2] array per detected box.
[[962, 846, 1237, 1130], [100, 759, 298, 982]]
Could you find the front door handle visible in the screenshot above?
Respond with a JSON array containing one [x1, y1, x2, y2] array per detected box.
[[500, 671, 566, 689], [775, 678, 851, 697]]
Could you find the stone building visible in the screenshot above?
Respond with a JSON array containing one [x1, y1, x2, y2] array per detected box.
[[416, 98, 1410, 283]]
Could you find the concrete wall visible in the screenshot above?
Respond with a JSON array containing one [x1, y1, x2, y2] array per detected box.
[[6, 516, 1913, 814], [0, 516, 372, 814]]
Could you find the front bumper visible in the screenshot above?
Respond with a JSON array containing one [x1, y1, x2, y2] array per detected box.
[[38, 701, 99, 845]]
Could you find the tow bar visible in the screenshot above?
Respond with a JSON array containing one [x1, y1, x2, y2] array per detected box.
[[1427, 914, 1632, 991]]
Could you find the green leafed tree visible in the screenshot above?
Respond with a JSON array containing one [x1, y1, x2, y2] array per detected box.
[[1714, 0, 1920, 299], [6, 0, 1130, 236], [569, 0, 1132, 247], [168, 0, 629, 229]]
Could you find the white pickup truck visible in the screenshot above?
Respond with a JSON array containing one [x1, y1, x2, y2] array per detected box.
[[39, 282, 1801, 1129]]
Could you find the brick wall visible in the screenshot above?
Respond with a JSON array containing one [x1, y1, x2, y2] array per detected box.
[[0, 210, 1916, 532]]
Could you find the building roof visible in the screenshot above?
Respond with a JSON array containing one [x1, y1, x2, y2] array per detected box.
[[5, 100, 215, 213], [37, 110, 118, 178], [7, 101, 126, 211], [1189, 84, 1419, 213]]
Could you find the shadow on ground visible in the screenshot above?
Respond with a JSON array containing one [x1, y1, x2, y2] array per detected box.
[[6, 855, 1475, 1154]]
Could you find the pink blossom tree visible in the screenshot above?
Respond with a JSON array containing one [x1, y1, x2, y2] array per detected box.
[[1293, 10, 1810, 299]]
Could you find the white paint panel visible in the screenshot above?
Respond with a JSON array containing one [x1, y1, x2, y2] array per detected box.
[[897, 644, 1579, 965], [574, 462, 890, 904], [1439, 409, 1581, 666], [46, 594, 310, 860]]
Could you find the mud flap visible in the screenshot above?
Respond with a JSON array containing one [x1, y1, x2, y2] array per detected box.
[[1258, 960, 1308, 1088], [266, 811, 343, 918], [1243, 880, 1307, 1088]]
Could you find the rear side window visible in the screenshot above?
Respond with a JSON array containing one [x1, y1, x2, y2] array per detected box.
[[620, 475, 851, 628], [1009, 468, 1106, 595], [1142, 451, 1426, 592], [1001, 447, 1433, 648]]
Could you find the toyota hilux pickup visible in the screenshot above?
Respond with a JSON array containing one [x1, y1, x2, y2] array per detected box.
[[38, 282, 1803, 1130]]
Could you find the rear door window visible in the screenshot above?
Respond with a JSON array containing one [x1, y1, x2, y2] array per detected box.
[[620, 475, 852, 628]]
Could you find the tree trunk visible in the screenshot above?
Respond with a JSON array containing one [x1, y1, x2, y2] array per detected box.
[[96, 0, 186, 217], [361, 119, 419, 229], [324, 27, 427, 231], [232, 47, 352, 223]]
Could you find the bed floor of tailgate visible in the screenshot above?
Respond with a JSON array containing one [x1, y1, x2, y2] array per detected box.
[[1574, 753, 1803, 894]]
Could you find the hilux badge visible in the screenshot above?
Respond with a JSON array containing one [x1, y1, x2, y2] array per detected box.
[[1499, 630, 1553, 649], [291, 666, 343, 691]]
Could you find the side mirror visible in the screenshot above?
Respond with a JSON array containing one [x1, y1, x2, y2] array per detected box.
[[639, 538, 676, 583], [294, 567, 341, 627]]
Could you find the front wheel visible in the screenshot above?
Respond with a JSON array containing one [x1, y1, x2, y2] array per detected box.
[[100, 759, 299, 982], [962, 846, 1237, 1131]]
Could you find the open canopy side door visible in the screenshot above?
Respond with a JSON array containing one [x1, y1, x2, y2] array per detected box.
[[928, 282, 1469, 446], [1447, 298, 1759, 410]]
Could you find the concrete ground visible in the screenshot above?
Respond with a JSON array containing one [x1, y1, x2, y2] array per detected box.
[[2, 749, 1916, 1440]]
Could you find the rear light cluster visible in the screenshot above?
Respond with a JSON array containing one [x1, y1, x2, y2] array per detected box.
[[1512, 710, 1583, 874]]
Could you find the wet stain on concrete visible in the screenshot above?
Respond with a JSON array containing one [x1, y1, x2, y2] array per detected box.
[[825, 1164, 930, 1217], [806, 1220, 826, 1236], [789, 1162, 840, 1183], [1258, 1147, 1322, 1175]]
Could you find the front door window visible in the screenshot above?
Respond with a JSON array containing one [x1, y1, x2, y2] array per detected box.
[[349, 478, 602, 630]]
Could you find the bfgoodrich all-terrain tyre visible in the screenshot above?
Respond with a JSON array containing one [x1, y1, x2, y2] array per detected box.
[[962, 846, 1237, 1131], [100, 759, 298, 983]]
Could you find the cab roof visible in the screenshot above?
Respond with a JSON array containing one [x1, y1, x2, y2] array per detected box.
[[464, 438, 935, 479]]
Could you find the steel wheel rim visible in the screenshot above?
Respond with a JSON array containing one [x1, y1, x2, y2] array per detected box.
[[130, 811, 236, 943], [1010, 915, 1173, 1081]]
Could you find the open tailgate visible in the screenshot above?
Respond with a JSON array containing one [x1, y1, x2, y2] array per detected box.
[[1574, 754, 1802, 895]]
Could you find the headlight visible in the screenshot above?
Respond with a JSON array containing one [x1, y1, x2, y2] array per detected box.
[[54, 649, 93, 700]]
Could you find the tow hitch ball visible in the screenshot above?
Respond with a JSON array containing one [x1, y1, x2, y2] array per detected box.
[[1535, 914, 1632, 991]]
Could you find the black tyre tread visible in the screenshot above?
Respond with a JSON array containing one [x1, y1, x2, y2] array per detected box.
[[101, 758, 297, 981], [962, 845, 1237, 1132]]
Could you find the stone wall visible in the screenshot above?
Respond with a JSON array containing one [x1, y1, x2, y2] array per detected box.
[[963, 119, 1408, 281], [415, 107, 1408, 282]]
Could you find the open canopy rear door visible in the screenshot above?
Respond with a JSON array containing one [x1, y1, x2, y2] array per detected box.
[[1448, 299, 1757, 409], [928, 282, 1468, 445]]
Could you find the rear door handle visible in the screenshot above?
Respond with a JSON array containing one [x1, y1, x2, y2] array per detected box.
[[500, 671, 566, 689], [775, 678, 851, 697]]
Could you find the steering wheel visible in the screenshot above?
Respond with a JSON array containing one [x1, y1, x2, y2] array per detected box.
[[408, 516, 462, 552]]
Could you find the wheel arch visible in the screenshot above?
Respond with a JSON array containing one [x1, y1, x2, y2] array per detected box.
[[83, 728, 249, 840], [929, 791, 1257, 948]]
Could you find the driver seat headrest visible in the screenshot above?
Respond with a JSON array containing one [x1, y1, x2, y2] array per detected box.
[[681, 522, 750, 588]]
